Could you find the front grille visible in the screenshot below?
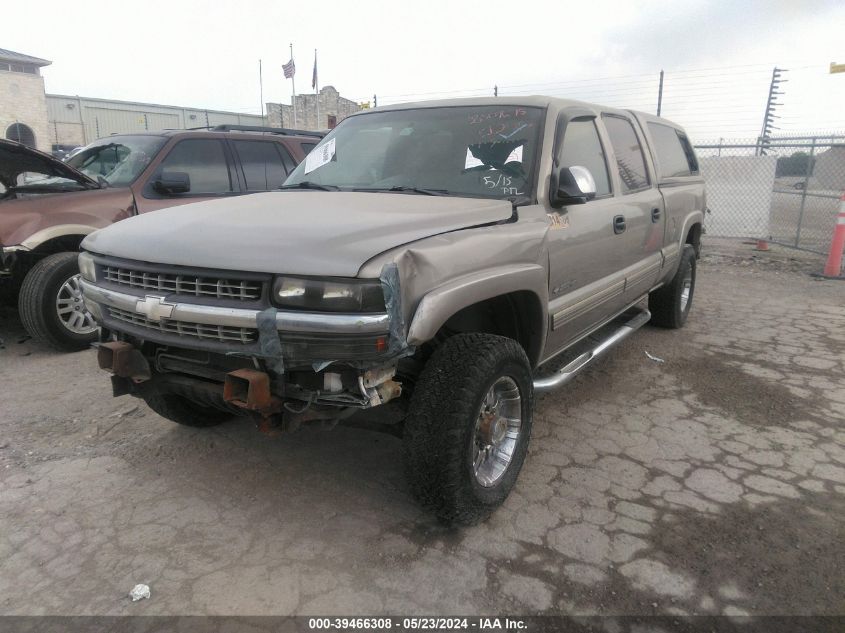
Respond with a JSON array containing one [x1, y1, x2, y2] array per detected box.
[[102, 265, 262, 301], [108, 307, 258, 344]]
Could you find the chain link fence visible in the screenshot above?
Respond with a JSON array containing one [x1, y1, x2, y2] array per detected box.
[[696, 135, 845, 254]]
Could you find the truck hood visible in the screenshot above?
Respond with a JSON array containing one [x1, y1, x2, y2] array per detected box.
[[82, 191, 514, 276], [0, 139, 99, 191]]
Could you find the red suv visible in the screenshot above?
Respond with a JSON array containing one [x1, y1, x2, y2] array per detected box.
[[0, 125, 321, 350]]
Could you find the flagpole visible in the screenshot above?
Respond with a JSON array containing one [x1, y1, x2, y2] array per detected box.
[[259, 59, 264, 125], [290, 43, 297, 127], [314, 48, 320, 130]]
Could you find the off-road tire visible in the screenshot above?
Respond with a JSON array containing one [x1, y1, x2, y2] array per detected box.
[[649, 244, 697, 329], [142, 392, 231, 428], [18, 252, 97, 351], [403, 333, 533, 525]]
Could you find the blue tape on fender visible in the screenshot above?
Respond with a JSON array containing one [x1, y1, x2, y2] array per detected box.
[[256, 307, 285, 374], [379, 262, 410, 356]]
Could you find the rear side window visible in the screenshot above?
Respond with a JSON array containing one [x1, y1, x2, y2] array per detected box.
[[677, 132, 699, 174], [648, 123, 698, 178], [233, 140, 290, 191], [559, 119, 611, 196], [300, 142, 317, 155], [602, 115, 650, 193], [158, 139, 232, 194]]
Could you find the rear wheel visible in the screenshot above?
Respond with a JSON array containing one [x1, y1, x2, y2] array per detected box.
[[403, 333, 533, 525], [142, 392, 231, 428], [18, 252, 98, 351], [649, 244, 696, 329]]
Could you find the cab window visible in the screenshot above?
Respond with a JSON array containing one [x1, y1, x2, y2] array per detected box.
[[602, 115, 650, 193], [559, 119, 612, 197]]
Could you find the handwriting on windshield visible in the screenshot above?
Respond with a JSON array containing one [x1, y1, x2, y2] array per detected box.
[[482, 173, 523, 196], [468, 108, 534, 141], [468, 108, 528, 124]]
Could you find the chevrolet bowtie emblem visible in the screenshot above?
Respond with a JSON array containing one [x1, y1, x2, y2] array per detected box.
[[135, 295, 175, 322]]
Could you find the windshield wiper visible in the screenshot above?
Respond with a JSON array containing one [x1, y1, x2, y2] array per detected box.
[[356, 186, 452, 196], [279, 181, 340, 191]]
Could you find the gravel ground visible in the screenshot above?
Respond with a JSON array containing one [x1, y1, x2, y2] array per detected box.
[[0, 238, 843, 616]]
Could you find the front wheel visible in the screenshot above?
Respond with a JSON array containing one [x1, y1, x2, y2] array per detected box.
[[649, 244, 697, 329], [18, 252, 98, 351], [403, 333, 534, 525]]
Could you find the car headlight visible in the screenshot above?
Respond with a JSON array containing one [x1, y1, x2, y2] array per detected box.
[[78, 251, 96, 282], [272, 276, 385, 312]]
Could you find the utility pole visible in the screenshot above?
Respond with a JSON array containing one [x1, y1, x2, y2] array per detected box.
[[757, 67, 786, 156], [656, 70, 664, 116]]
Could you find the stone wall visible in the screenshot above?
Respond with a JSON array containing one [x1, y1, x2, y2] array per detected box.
[[0, 70, 51, 152], [267, 85, 360, 131]]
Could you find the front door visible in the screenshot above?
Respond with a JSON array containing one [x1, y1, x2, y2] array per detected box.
[[133, 138, 237, 213], [545, 117, 629, 355]]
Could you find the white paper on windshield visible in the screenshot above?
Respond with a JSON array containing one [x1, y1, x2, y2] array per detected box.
[[304, 138, 336, 174], [505, 144, 523, 164], [464, 147, 484, 169]]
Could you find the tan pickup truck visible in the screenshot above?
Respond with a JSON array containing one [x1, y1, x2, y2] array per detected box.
[[79, 97, 705, 524]]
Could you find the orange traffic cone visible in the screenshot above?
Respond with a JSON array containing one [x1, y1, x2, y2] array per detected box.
[[822, 193, 845, 278]]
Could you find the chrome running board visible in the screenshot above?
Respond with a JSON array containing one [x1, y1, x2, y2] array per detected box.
[[533, 308, 651, 393]]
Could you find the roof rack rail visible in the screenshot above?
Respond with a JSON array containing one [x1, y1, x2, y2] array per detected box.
[[209, 124, 325, 138]]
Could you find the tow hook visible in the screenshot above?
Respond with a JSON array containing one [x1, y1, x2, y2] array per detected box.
[[97, 341, 151, 382], [223, 369, 284, 436]]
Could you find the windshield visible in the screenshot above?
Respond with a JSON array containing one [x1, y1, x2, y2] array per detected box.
[[67, 135, 167, 187], [284, 105, 544, 200]]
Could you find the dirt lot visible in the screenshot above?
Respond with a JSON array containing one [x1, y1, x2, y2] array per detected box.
[[0, 238, 843, 616]]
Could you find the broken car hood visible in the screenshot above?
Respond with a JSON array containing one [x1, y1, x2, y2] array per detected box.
[[82, 191, 514, 277], [0, 139, 98, 191]]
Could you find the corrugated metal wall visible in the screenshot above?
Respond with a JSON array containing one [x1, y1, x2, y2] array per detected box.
[[46, 94, 265, 146]]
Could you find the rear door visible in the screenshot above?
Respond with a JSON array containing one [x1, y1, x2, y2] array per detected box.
[[133, 138, 237, 213], [635, 115, 705, 279], [599, 113, 664, 302], [230, 139, 296, 192]]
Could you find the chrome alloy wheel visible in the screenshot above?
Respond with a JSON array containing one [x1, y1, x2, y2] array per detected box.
[[472, 376, 523, 487], [56, 274, 97, 334], [680, 267, 693, 312]]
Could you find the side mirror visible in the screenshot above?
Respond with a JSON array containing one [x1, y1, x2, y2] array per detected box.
[[550, 165, 596, 207], [153, 171, 191, 195]]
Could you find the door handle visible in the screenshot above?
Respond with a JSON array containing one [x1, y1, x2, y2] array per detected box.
[[651, 208, 661, 223], [613, 215, 626, 234]]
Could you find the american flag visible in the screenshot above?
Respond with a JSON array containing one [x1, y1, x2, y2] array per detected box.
[[283, 58, 295, 79]]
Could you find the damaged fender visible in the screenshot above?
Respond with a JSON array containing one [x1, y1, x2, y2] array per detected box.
[[407, 263, 548, 361]]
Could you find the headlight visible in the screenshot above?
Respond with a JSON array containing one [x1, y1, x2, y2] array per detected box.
[[272, 276, 385, 313], [78, 251, 96, 282]]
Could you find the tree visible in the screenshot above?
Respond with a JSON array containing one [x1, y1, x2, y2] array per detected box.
[[775, 151, 815, 177]]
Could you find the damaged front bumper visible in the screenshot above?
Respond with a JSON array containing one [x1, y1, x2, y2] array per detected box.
[[79, 261, 410, 433]]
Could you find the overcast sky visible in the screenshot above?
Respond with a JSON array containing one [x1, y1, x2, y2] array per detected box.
[[5, 0, 844, 141]]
